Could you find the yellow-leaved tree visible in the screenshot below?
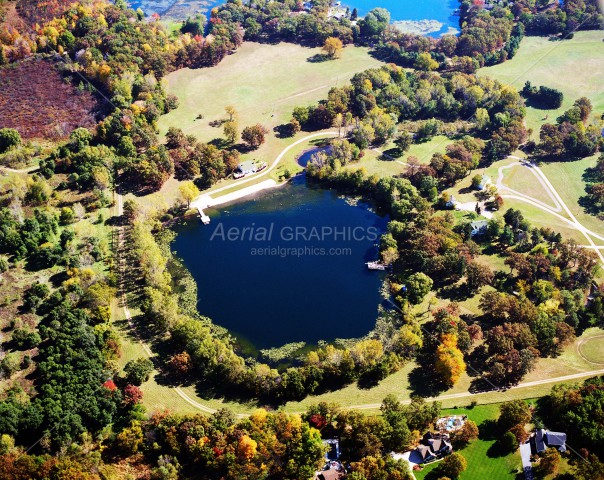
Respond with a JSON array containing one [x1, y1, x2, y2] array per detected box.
[[322, 37, 343, 58], [434, 333, 466, 387]]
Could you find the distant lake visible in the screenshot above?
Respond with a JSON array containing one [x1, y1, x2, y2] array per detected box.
[[172, 174, 388, 351], [131, 0, 459, 36], [347, 0, 460, 36]]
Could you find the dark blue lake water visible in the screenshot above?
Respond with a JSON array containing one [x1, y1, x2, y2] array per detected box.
[[132, 0, 459, 36], [172, 175, 388, 351]]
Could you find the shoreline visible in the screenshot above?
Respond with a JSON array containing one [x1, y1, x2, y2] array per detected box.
[[191, 178, 290, 211]]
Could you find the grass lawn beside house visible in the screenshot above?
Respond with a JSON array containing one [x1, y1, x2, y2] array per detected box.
[[414, 403, 523, 480]]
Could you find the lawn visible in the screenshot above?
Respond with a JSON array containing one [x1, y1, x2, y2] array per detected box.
[[158, 42, 382, 143], [136, 42, 384, 211], [479, 30, 604, 137], [414, 403, 522, 480], [539, 155, 604, 237], [479, 32, 604, 247], [340, 135, 451, 178], [577, 332, 604, 365]]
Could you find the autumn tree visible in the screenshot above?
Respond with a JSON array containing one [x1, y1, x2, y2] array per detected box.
[[322, 37, 343, 58], [123, 384, 143, 406], [223, 120, 239, 144], [498, 400, 531, 432], [439, 452, 467, 478], [116, 421, 144, 455], [414, 52, 439, 71], [123, 199, 140, 222], [225, 105, 237, 122], [241, 124, 268, 149], [178, 181, 200, 208], [168, 351, 192, 377], [465, 261, 494, 292], [451, 419, 479, 447], [434, 334, 466, 387], [287, 118, 301, 137], [538, 448, 561, 476]]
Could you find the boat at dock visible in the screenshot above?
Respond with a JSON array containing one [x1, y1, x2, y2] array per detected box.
[[366, 261, 387, 271]]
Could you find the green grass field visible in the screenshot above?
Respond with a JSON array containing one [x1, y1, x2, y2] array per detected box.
[[340, 135, 450, 177], [479, 31, 604, 244], [539, 155, 604, 236], [577, 333, 604, 365], [158, 42, 382, 142], [479, 30, 604, 137], [415, 403, 522, 480], [478, 31, 604, 253], [137, 42, 383, 211]]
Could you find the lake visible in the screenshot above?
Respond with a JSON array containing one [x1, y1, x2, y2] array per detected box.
[[346, 0, 460, 36], [172, 174, 388, 351], [131, 0, 459, 36]]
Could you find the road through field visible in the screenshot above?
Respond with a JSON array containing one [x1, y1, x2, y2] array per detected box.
[[497, 157, 604, 263], [191, 131, 340, 207]]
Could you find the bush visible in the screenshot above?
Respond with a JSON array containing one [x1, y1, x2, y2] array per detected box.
[[0, 353, 21, 378], [124, 358, 154, 386], [23, 283, 50, 311], [0, 128, 21, 153], [11, 328, 42, 350], [500, 431, 519, 453]]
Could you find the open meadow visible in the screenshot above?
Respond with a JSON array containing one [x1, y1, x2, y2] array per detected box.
[[142, 42, 384, 209], [476, 32, 604, 244], [479, 30, 604, 136]]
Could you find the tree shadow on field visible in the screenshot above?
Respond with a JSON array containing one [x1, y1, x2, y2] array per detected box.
[[468, 375, 500, 395], [208, 137, 231, 150], [376, 147, 404, 160], [307, 53, 330, 63], [421, 466, 448, 480], [408, 363, 449, 398], [231, 142, 257, 154], [439, 283, 474, 302], [479, 419, 500, 441], [273, 124, 295, 139]]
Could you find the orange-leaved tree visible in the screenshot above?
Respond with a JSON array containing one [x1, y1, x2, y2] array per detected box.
[[434, 333, 466, 387]]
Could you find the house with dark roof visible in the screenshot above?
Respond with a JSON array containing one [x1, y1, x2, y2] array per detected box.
[[531, 429, 567, 454], [416, 444, 437, 463], [428, 437, 453, 456], [413, 432, 453, 464], [470, 220, 489, 236]]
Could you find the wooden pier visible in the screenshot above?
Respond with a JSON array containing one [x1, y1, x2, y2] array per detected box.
[[197, 207, 211, 225]]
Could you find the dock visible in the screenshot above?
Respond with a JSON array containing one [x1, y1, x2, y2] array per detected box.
[[366, 261, 387, 271], [190, 179, 281, 227], [197, 207, 211, 224]]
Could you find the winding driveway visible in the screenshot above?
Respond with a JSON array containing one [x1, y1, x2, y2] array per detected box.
[[496, 157, 604, 264], [194, 131, 340, 203]]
